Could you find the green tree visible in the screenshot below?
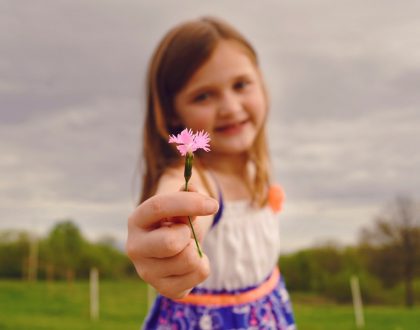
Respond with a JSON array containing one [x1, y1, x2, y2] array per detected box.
[[44, 220, 86, 281], [280, 242, 349, 292], [359, 196, 420, 307], [0, 230, 30, 278], [0, 221, 135, 280]]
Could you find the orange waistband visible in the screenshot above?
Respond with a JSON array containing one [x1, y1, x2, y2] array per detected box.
[[175, 268, 280, 307]]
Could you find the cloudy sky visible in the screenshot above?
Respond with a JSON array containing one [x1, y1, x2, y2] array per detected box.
[[1, 0, 419, 252]]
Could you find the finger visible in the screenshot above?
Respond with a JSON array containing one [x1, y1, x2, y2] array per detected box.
[[141, 239, 203, 277], [130, 192, 219, 229], [156, 254, 210, 299], [136, 222, 192, 258]]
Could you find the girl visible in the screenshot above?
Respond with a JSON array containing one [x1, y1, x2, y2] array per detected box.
[[126, 16, 296, 329]]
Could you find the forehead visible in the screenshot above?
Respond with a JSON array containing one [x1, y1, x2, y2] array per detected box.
[[181, 40, 259, 92]]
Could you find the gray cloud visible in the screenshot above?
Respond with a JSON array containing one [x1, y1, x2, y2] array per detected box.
[[1, 0, 419, 251]]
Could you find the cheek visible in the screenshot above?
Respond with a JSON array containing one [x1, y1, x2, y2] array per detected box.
[[183, 109, 214, 130], [248, 94, 267, 124]]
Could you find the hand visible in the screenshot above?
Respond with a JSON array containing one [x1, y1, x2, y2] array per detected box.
[[126, 189, 219, 299]]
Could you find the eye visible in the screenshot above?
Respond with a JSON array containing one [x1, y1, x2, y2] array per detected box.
[[193, 92, 210, 103], [233, 80, 250, 91]]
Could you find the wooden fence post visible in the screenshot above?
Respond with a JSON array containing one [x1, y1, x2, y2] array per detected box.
[[350, 275, 365, 328], [90, 267, 99, 321]]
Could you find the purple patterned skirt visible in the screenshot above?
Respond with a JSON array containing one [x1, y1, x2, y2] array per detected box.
[[142, 268, 296, 330]]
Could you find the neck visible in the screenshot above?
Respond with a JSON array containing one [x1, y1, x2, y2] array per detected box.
[[201, 152, 253, 200]]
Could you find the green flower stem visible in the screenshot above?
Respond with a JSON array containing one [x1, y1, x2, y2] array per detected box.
[[184, 153, 193, 183], [184, 153, 203, 258], [188, 214, 203, 258], [185, 180, 203, 258]]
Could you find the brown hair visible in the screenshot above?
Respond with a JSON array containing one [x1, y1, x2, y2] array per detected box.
[[139, 16, 271, 206]]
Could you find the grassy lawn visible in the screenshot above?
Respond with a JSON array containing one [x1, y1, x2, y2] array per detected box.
[[294, 303, 419, 330], [0, 280, 419, 329], [0, 280, 147, 330]]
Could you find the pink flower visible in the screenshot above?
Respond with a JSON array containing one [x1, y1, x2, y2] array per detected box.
[[169, 128, 211, 156], [167, 128, 211, 258]]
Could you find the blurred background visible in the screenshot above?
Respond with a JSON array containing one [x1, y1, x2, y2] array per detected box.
[[1, 1, 419, 329]]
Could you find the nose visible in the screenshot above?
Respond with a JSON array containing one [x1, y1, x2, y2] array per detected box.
[[218, 91, 242, 115]]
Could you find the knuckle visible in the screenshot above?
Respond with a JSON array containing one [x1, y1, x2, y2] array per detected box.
[[125, 239, 136, 259], [149, 196, 163, 216], [184, 243, 200, 270], [128, 207, 141, 226], [127, 214, 133, 226], [137, 266, 151, 282], [161, 235, 181, 255], [197, 261, 210, 281]]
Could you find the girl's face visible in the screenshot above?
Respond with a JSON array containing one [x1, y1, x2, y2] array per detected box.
[[174, 40, 267, 156]]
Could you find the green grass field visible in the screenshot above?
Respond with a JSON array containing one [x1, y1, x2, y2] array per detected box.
[[0, 280, 418, 329]]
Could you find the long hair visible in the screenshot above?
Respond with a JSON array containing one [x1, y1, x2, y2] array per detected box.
[[139, 16, 271, 206]]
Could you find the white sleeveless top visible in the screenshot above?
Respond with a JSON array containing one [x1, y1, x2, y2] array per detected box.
[[198, 200, 281, 291]]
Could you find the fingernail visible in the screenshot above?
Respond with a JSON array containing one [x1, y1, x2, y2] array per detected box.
[[204, 198, 218, 214]]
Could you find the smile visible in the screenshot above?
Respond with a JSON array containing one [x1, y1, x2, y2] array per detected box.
[[214, 119, 249, 134]]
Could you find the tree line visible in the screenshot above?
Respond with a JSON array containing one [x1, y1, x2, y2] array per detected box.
[[0, 220, 137, 281], [280, 196, 420, 307], [0, 196, 419, 306]]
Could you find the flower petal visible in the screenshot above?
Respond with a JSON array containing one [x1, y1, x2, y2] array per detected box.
[[179, 128, 194, 145], [168, 128, 211, 156], [176, 145, 188, 156], [169, 134, 181, 144], [193, 130, 211, 152]]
